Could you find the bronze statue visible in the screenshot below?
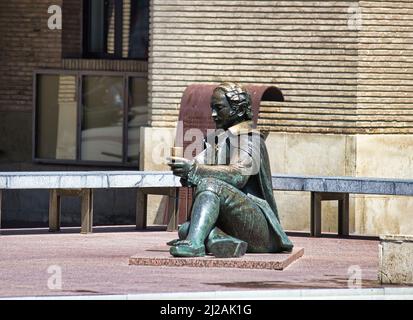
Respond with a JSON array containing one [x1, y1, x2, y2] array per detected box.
[[167, 82, 293, 258]]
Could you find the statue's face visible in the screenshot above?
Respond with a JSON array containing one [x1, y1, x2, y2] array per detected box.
[[210, 90, 240, 130]]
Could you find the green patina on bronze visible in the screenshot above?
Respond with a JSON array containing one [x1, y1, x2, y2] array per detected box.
[[167, 82, 293, 258]]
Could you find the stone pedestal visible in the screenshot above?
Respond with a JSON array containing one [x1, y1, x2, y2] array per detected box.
[[379, 235, 413, 284], [130, 246, 304, 271]]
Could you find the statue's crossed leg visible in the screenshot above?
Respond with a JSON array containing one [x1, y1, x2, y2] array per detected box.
[[168, 178, 283, 258]]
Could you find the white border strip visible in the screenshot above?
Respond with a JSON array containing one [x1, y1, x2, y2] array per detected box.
[[2, 288, 413, 300]]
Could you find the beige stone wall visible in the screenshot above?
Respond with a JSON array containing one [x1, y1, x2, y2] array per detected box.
[[140, 126, 176, 225], [355, 135, 413, 235], [266, 132, 413, 236], [267, 132, 357, 233]]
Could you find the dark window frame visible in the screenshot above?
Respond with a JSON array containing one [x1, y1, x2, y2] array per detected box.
[[32, 69, 147, 168], [82, 0, 149, 60], [83, 0, 123, 59]]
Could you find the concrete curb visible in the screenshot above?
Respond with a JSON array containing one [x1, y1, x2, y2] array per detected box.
[[3, 287, 413, 300]]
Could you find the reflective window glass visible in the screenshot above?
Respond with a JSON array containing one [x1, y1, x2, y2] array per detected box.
[[36, 74, 77, 160], [128, 77, 148, 164], [81, 76, 124, 162]]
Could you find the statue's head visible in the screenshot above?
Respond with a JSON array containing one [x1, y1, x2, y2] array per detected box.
[[210, 82, 253, 130]]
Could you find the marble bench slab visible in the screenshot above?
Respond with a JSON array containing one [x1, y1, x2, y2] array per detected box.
[[272, 174, 413, 196], [2, 171, 413, 196], [0, 171, 181, 189]]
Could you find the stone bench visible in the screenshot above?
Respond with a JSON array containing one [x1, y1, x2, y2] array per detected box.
[[272, 174, 413, 237], [0, 171, 181, 234], [1, 171, 412, 236]]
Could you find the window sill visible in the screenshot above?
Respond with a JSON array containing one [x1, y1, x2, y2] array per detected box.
[[33, 158, 139, 169], [62, 59, 148, 73]]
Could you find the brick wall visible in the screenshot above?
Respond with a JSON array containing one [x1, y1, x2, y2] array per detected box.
[[0, 0, 148, 163], [62, 0, 82, 58], [0, 1, 149, 227], [0, 0, 148, 113], [0, 0, 63, 113]]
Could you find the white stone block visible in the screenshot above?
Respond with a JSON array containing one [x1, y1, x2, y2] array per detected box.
[[379, 235, 413, 284]]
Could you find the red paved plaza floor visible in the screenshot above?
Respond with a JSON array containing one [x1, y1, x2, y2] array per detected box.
[[0, 227, 382, 298]]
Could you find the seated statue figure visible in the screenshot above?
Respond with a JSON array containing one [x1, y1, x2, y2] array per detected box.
[[167, 82, 293, 258]]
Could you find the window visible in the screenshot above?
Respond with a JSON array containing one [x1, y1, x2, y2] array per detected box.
[[36, 74, 77, 160], [83, 0, 149, 60], [81, 76, 124, 162], [34, 71, 148, 166]]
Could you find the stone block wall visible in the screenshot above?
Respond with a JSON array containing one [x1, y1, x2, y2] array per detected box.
[[148, 0, 359, 131], [148, 0, 413, 134]]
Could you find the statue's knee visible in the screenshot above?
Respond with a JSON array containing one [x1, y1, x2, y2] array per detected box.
[[195, 191, 220, 206], [192, 189, 221, 215], [195, 178, 222, 197], [199, 177, 220, 185]]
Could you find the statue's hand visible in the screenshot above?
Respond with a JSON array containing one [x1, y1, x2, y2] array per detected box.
[[167, 157, 194, 178]]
